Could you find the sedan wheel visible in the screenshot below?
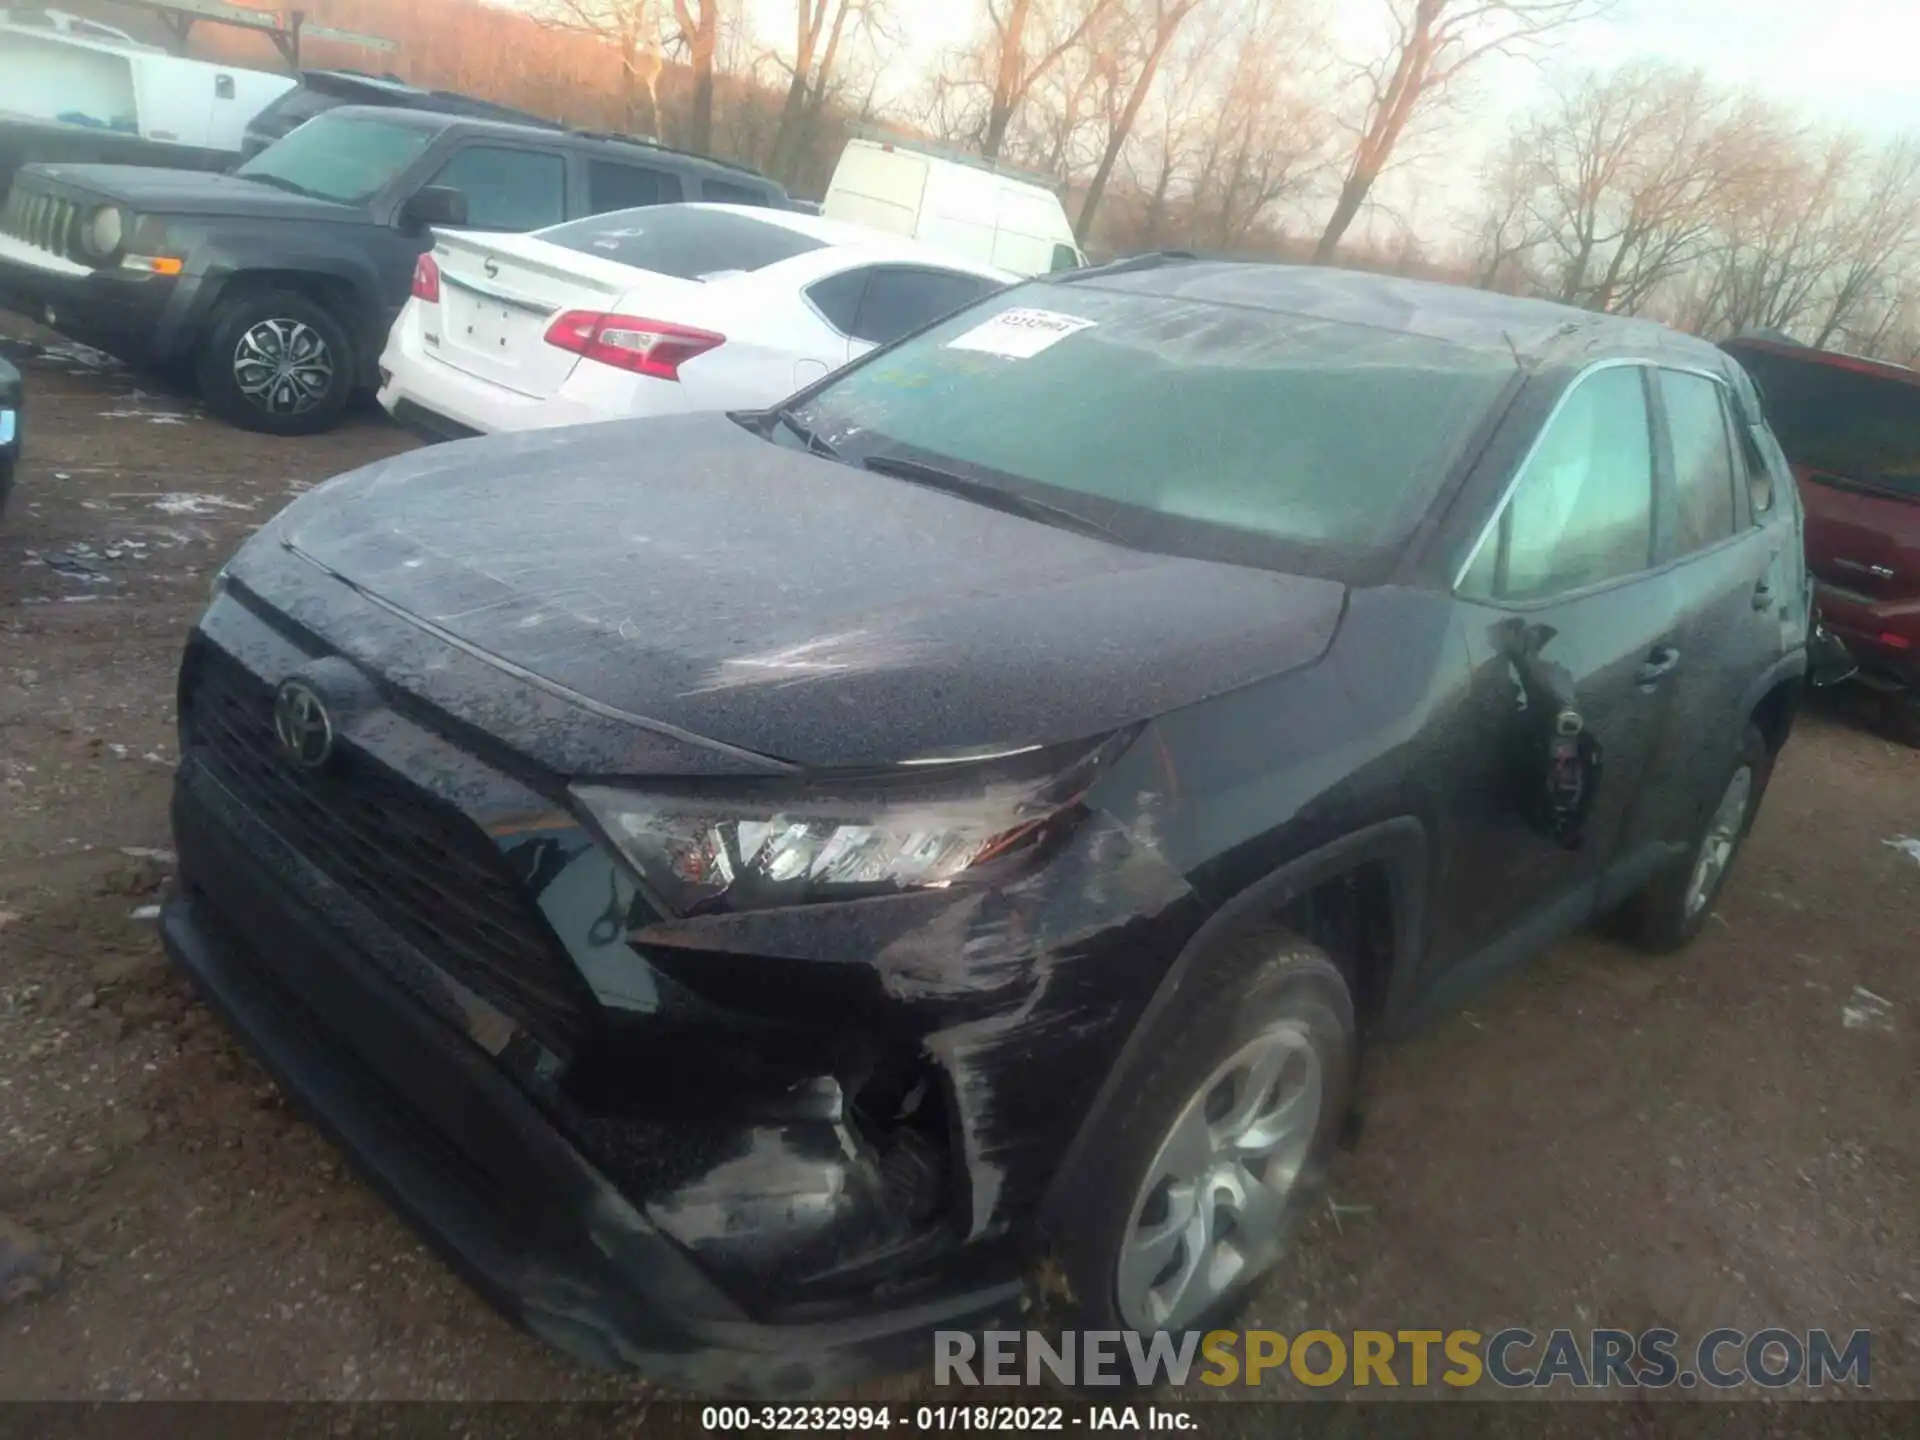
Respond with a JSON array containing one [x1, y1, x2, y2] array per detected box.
[[1116, 1019, 1324, 1332]]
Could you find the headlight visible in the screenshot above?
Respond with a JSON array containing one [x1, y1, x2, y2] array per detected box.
[[82, 205, 124, 260], [572, 740, 1124, 917]]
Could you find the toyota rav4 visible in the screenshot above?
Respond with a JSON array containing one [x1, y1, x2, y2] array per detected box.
[[161, 259, 1811, 1396]]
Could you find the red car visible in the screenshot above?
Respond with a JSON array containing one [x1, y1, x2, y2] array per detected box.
[[1723, 335, 1920, 739]]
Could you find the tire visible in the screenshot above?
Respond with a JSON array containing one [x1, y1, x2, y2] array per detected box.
[[1622, 724, 1772, 954], [1049, 931, 1356, 1336], [196, 289, 356, 436]]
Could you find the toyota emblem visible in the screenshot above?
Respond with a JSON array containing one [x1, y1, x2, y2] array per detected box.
[[273, 679, 334, 769]]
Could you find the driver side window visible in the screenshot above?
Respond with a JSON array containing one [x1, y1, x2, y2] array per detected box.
[[425, 146, 566, 231], [1461, 365, 1656, 603]]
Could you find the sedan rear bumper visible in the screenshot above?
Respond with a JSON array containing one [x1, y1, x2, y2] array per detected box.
[[377, 307, 686, 439], [162, 766, 1023, 1397]]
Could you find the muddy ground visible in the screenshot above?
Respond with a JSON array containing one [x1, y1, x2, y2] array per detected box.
[[0, 313, 1915, 1405]]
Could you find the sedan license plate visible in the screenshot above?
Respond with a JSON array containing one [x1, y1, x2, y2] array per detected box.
[[461, 302, 515, 352]]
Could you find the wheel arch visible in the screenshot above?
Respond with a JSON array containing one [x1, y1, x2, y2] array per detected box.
[[186, 265, 383, 385], [1036, 815, 1428, 1236]]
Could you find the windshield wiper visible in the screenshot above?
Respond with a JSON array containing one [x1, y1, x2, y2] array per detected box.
[[770, 406, 839, 459], [860, 453, 1119, 542], [240, 172, 323, 201]]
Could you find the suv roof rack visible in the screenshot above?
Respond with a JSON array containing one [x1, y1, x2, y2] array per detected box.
[[845, 123, 1063, 194], [1050, 250, 1200, 283], [565, 130, 776, 183]]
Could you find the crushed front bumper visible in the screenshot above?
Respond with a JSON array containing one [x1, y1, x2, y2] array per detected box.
[[162, 764, 1024, 1397]]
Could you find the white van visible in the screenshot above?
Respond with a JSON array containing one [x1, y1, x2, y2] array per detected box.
[[822, 135, 1085, 278], [0, 19, 294, 157]]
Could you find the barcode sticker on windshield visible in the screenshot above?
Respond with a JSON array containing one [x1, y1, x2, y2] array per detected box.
[[945, 308, 1095, 359]]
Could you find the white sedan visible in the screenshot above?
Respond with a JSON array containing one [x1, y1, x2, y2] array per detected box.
[[377, 204, 1014, 438]]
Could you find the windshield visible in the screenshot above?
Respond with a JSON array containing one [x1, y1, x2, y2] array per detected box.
[[236, 113, 435, 205], [786, 280, 1518, 571], [1733, 348, 1920, 500]]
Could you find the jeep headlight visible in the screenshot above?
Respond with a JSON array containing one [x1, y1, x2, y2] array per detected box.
[[81, 204, 124, 260]]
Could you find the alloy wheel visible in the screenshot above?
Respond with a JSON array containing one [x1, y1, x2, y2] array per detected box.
[[1684, 765, 1752, 918], [1116, 1020, 1323, 1332], [233, 318, 334, 416]]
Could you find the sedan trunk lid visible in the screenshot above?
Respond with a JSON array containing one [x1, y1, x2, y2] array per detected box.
[[426, 229, 711, 400]]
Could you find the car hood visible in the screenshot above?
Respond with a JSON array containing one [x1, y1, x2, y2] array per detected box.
[[21, 163, 362, 221], [267, 415, 1347, 768]]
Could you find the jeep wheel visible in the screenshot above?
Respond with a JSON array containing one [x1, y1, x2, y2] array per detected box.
[[1051, 932, 1355, 1334], [1623, 724, 1772, 954], [198, 291, 354, 436]]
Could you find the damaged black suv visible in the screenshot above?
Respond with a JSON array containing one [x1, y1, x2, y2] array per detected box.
[[162, 259, 1810, 1395]]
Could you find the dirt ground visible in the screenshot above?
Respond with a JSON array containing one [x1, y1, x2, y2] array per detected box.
[[0, 312, 1915, 1404]]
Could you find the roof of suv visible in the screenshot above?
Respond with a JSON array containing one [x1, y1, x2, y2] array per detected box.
[[1063, 258, 1729, 369], [298, 69, 561, 127], [324, 105, 784, 192]]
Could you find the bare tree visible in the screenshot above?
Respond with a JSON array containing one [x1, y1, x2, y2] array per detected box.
[[1313, 0, 1607, 264], [1185, 0, 1331, 248], [1465, 134, 1545, 289], [1809, 138, 1920, 348], [1520, 63, 1774, 314], [1073, 0, 1209, 242], [981, 0, 1122, 158], [667, 0, 720, 152], [768, 0, 876, 183], [541, 0, 667, 135], [1679, 132, 1843, 335]]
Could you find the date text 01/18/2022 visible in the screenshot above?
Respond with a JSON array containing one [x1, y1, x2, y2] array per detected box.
[[699, 1406, 1197, 1431]]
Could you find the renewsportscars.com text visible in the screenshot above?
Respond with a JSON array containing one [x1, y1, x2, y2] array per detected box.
[[934, 1327, 1871, 1390]]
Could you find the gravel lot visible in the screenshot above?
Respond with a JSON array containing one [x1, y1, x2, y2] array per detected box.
[[0, 312, 1915, 1404]]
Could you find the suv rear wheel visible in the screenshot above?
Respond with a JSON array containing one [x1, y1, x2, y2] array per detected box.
[[1624, 724, 1772, 953], [198, 290, 355, 436], [1051, 932, 1355, 1334]]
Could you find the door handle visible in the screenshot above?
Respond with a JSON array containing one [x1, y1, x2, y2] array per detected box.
[[1636, 646, 1682, 687], [1752, 578, 1774, 611]]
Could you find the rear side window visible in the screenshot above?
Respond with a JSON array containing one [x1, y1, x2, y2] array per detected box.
[[806, 269, 867, 333], [849, 268, 995, 345], [428, 146, 566, 230], [588, 160, 680, 212], [1462, 365, 1655, 602], [703, 178, 773, 206], [538, 206, 825, 279], [1659, 370, 1738, 557]]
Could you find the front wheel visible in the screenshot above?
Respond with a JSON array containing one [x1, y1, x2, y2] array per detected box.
[[1050, 932, 1356, 1335], [197, 290, 355, 435], [1623, 724, 1772, 953]]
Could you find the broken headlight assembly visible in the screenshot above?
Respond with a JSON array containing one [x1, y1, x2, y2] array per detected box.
[[572, 733, 1131, 918]]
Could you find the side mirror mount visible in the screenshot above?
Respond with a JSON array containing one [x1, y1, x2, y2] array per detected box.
[[401, 185, 467, 232]]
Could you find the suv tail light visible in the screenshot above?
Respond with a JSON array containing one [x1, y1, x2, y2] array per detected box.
[[411, 253, 440, 303], [543, 311, 725, 381]]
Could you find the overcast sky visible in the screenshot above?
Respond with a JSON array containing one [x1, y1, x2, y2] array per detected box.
[[742, 0, 1920, 137], [731, 0, 1920, 238]]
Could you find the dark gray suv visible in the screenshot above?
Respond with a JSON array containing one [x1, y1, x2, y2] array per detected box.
[[161, 260, 1810, 1395]]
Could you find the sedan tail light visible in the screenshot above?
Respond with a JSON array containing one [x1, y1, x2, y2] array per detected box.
[[411, 253, 440, 303], [543, 310, 725, 381]]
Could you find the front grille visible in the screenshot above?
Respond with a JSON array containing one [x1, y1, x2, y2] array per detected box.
[[1, 185, 84, 264], [182, 643, 597, 1051]]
